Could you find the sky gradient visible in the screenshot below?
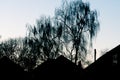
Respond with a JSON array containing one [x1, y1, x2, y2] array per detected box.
[[85, 0, 120, 57], [0, 0, 120, 58]]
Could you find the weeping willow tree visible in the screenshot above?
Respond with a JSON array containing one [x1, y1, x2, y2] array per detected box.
[[24, 0, 99, 67], [26, 16, 64, 61], [55, 0, 99, 64]]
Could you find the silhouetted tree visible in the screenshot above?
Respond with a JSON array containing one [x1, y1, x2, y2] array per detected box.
[[0, 39, 17, 57], [16, 37, 38, 71], [0, 38, 24, 64], [55, 0, 99, 64], [26, 16, 62, 62]]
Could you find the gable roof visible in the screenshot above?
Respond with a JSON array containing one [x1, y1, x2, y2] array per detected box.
[[0, 56, 26, 79], [0, 56, 23, 70], [86, 44, 120, 69], [32, 55, 84, 79], [84, 44, 120, 79]]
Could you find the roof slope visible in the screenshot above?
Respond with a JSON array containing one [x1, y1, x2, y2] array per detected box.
[[32, 55, 84, 79], [85, 44, 120, 80], [0, 56, 26, 79]]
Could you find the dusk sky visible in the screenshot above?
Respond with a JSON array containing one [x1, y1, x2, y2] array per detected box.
[[0, 0, 120, 58]]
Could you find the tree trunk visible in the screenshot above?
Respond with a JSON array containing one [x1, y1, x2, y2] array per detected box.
[[75, 47, 78, 65]]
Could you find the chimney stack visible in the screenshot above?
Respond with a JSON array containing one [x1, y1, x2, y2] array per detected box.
[[94, 49, 96, 62]]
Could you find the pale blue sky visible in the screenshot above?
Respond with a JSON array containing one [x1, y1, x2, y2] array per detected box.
[[0, 0, 61, 40], [85, 0, 120, 57], [0, 0, 120, 57]]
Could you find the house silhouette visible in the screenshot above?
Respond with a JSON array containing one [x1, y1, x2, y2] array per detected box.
[[85, 44, 120, 80], [0, 44, 119, 80]]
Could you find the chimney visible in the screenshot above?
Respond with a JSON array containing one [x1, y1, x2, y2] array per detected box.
[[94, 49, 96, 62]]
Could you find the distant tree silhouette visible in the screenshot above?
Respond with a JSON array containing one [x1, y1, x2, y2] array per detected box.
[[0, 37, 35, 71], [0, 38, 24, 62], [0, 39, 18, 59], [55, 0, 99, 64], [0, 37, 40, 71]]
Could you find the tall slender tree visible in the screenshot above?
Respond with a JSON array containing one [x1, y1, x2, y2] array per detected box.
[[55, 0, 99, 64]]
